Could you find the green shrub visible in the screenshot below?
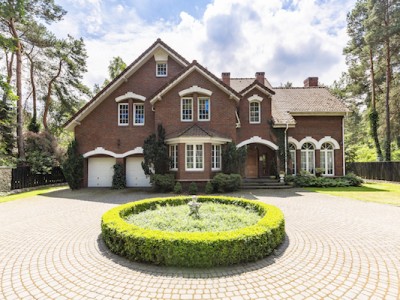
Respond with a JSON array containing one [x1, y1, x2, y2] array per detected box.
[[112, 163, 126, 189], [101, 196, 285, 267], [290, 173, 363, 187], [150, 174, 175, 192], [205, 181, 214, 194], [62, 140, 83, 190], [188, 182, 198, 195], [173, 182, 182, 194], [211, 173, 241, 192]]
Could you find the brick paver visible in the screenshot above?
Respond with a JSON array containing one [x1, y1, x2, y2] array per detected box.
[[0, 188, 399, 299]]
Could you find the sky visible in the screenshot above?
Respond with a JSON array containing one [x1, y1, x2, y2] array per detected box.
[[50, 0, 357, 89]]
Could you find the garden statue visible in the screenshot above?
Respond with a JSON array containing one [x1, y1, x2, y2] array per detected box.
[[188, 196, 202, 218]]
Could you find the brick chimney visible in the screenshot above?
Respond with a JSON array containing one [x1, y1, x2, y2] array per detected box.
[[304, 77, 318, 87], [222, 72, 230, 86], [255, 72, 265, 84]]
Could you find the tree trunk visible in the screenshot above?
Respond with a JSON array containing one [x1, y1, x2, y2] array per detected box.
[[43, 60, 63, 130], [26, 53, 37, 120], [384, 37, 391, 161], [368, 47, 383, 161], [9, 18, 25, 161]]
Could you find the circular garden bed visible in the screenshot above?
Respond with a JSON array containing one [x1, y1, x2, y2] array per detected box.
[[101, 196, 285, 268]]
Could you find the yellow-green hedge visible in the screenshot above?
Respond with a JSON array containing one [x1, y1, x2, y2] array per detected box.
[[101, 196, 285, 267]]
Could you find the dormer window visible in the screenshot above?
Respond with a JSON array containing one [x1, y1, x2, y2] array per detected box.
[[156, 62, 167, 77], [249, 102, 260, 123]]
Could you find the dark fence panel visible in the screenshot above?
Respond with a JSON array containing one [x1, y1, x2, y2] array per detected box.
[[11, 166, 66, 190], [346, 162, 400, 182]]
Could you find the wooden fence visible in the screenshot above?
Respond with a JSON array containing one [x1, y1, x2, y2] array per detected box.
[[11, 166, 66, 190], [346, 162, 400, 182]]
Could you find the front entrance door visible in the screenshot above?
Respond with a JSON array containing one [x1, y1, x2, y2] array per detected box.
[[245, 146, 258, 178]]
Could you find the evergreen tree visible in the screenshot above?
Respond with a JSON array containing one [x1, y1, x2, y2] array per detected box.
[[62, 140, 83, 190]]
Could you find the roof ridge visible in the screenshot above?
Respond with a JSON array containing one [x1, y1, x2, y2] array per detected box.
[[273, 86, 327, 89]]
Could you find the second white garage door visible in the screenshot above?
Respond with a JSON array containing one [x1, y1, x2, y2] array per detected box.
[[88, 157, 116, 187], [126, 157, 151, 187]]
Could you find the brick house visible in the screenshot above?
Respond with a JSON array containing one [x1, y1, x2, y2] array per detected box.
[[65, 39, 348, 187]]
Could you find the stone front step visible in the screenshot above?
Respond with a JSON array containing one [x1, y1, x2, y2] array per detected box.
[[241, 178, 292, 189]]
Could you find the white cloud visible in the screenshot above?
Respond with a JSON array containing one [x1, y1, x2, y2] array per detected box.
[[50, 0, 356, 89]]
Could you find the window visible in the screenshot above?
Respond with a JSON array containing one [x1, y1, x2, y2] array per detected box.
[[118, 103, 129, 126], [249, 102, 260, 123], [198, 97, 210, 121], [170, 144, 178, 170], [301, 143, 315, 174], [211, 144, 221, 170], [156, 62, 167, 77], [289, 143, 296, 175], [320, 143, 334, 176], [133, 103, 145, 125], [181, 98, 193, 121], [186, 144, 203, 170]]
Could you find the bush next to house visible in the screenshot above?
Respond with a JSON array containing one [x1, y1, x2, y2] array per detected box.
[[112, 163, 126, 189], [151, 174, 175, 192], [211, 173, 242, 193], [62, 139, 83, 190], [205, 181, 213, 194], [286, 172, 363, 187], [188, 182, 198, 195], [173, 182, 182, 194], [101, 196, 285, 267]]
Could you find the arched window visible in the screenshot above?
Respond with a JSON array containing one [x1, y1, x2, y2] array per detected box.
[[301, 143, 315, 174], [320, 143, 334, 176], [289, 143, 296, 175]]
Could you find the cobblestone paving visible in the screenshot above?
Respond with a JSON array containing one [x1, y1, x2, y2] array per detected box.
[[0, 188, 399, 300]]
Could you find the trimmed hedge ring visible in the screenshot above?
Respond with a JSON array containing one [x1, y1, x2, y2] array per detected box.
[[101, 196, 285, 268]]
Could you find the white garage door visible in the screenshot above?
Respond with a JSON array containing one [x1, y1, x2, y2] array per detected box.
[[126, 157, 151, 187], [88, 157, 116, 187]]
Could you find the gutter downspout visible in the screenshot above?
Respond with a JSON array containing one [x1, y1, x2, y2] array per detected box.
[[342, 117, 346, 175], [284, 122, 289, 174]]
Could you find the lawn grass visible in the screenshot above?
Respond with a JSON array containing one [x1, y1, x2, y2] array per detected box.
[[125, 202, 261, 232], [305, 182, 400, 206], [0, 185, 68, 204]]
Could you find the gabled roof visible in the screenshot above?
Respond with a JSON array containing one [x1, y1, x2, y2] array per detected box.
[[230, 77, 273, 92], [64, 38, 189, 131], [239, 80, 275, 96], [149, 61, 242, 105]]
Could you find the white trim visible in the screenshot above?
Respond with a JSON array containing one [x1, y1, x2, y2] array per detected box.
[[83, 147, 143, 158], [211, 144, 222, 171], [156, 62, 168, 77], [301, 143, 316, 174], [288, 137, 301, 149], [197, 97, 210, 121], [299, 136, 319, 149], [342, 117, 346, 175], [166, 136, 231, 144], [115, 92, 146, 102], [65, 42, 188, 131], [181, 97, 193, 121], [241, 84, 274, 96], [237, 136, 279, 150], [290, 112, 347, 116], [185, 144, 204, 171], [133, 103, 145, 126], [179, 85, 212, 97], [169, 144, 178, 171], [320, 144, 335, 176], [118, 103, 129, 126], [248, 94, 263, 102], [150, 65, 240, 105], [317, 136, 340, 150], [249, 101, 261, 124]]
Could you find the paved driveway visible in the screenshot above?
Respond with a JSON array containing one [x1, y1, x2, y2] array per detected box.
[[0, 188, 399, 300]]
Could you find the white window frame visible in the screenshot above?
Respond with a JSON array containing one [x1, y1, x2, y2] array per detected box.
[[156, 62, 167, 77], [211, 144, 221, 171], [289, 143, 296, 175], [169, 144, 178, 170], [301, 143, 315, 174], [118, 103, 129, 126], [249, 101, 261, 124], [181, 97, 193, 122], [198, 97, 210, 121], [320, 143, 334, 176], [133, 103, 145, 126], [185, 144, 204, 171]]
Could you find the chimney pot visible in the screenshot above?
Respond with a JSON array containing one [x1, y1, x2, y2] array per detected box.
[[304, 77, 318, 87], [255, 72, 265, 84], [222, 72, 230, 86]]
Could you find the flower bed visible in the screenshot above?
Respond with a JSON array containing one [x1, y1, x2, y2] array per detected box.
[[101, 196, 285, 267]]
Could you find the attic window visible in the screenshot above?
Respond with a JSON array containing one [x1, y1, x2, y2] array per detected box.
[[156, 62, 167, 77]]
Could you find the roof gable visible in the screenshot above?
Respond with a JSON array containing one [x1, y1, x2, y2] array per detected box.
[[64, 39, 189, 131], [149, 61, 242, 105], [239, 80, 275, 96]]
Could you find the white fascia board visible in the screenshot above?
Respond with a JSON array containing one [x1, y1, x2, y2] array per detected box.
[[165, 136, 231, 144], [115, 92, 146, 102], [290, 111, 347, 116]]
